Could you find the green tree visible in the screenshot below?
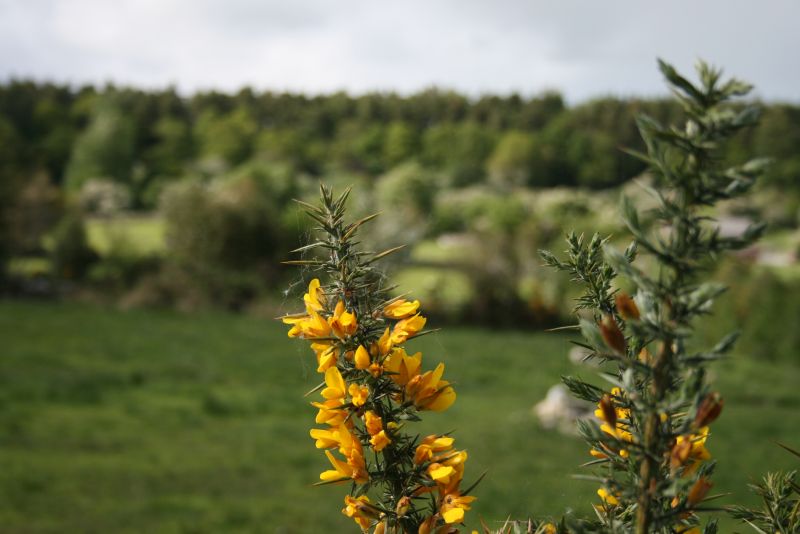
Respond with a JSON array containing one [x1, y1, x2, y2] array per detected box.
[[194, 106, 257, 167], [382, 120, 418, 167], [64, 94, 136, 192], [486, 130, 536, 187]]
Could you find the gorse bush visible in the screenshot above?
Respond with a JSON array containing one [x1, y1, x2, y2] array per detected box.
[[729, 444, 800, 533], [283, 186, 477, 532], [284, 60, 797, 534], [538, 60, 781, 534]]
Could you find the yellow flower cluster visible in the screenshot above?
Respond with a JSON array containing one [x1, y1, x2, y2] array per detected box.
[[414, 435, 476, 526], [284, 278, 471, 531], [590, 387, 634, 459], [591, 387, 715, 513]]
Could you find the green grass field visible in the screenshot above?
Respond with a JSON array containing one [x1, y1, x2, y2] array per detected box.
[[1, 300, 798, 533], [85, 216, 165, 257]]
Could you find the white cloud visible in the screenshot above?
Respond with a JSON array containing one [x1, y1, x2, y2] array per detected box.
[[0, 0, 797, 101]]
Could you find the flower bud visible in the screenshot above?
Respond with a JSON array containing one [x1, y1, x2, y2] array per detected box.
[[354, 345, 371, 370], [686, 477, 712, 507], [694, 393, 724, 428], [599, 314, 626, 354], [670, 438, 692, 471], [614, 292, 640, 320], [395, 496, 411, 517], [418, 516, 437, 534], [598, 394, 617, 428]]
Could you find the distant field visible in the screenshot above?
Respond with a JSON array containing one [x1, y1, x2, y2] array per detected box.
[[85, 216, 165, 257], [0, 300, 798, 532]]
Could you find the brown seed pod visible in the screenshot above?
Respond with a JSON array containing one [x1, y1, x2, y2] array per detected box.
[[599, 394, 617, 428], [599, 314, 627, 354], [615, 292, 641, 320], [694, 392, 724, 428], [686, 477, 713, 507], [670, 438, 692, 472]]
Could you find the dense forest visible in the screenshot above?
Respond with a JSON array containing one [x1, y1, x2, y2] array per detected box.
[[1, 81, 799, 350], [2, 80, 800, 204]]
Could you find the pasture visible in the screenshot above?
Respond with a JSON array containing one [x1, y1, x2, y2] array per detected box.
[[0, 300, 797, 532]]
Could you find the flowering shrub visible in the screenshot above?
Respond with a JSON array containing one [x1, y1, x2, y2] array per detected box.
[[537, 60, 769, 533], [282, 185, 476, 532], [282, 60, 797, 534]]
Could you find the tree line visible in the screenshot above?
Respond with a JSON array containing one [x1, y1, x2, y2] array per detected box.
[[2, 80, 798, 212]]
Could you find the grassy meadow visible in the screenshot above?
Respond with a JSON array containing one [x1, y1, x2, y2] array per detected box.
[[1, 299, 798, 533], [85, 216, 166, 257]]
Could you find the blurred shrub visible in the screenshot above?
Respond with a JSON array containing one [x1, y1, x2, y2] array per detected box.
[[87, 233, 160, 292], [6, 173, 63, 254], [195, 107, 257, 167], [486, 131, 536, 188], [698, 259, 800, 363], [78, 179, 131, 216], [63, 95, 136, 193], [49, 211, 97, 280], [156, 174, 296, 310], [393, 265, 475, 320], [372, 162, 440, 248], [382, 120, 418, 168], [431, 186, 527, 236], [421, 121, 495, 186]]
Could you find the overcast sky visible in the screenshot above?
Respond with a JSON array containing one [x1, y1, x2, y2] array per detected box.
[[1, 0, 798, 102]]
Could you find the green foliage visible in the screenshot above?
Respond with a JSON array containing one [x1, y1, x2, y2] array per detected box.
[[487, 131, 537, 188], [383, 120, 419, 168], [699, 261, 800, 364], [422, 121, 496, 186], [543, 59, 768, 533], [5, 173, 63, 255], [3, 79, 800, 211], [156, 174, 297, 309], [161, 178, 280, 271], [50, 211, 98, 280], [729, 466, 800, 533], [372, 162, 440, 247], [64, 94, 137, 192], [753, 105, 800, 189], [1, 300, 798, 532], [194, 107, 257, 167]]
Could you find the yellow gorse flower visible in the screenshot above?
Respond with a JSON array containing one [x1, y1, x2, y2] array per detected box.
[[674, 427, 711, 473], [440, 490, 476, 524], [348, 383, 369, 407], [354, 345, 371, 370], [591, 387, 634, 458], [304, 278, 325, 312], [383, 299, 420, 319], [597, 488, 620, 506], [321, 367, 347, 401], [342, 495, 378, 530], [312, 342, 337, 373], [310, 398, 347, 426], [406, 363, 456, 412], [383, 348, 422, 386], [414, 435, 456, 465], [391, 313, 427, 344], [287, 277, 470, 528], [330, 300, 358, 339], [285, 187, 475, 532]]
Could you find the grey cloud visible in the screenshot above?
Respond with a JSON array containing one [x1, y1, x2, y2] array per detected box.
[[0, 0, 797, 102]]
